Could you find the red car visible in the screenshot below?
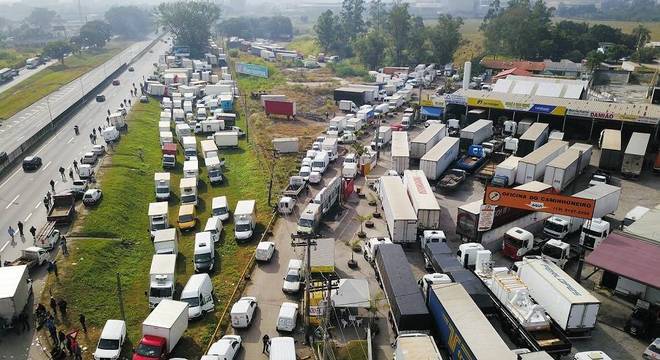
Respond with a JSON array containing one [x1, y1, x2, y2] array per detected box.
[[390, 123, 403, 131]]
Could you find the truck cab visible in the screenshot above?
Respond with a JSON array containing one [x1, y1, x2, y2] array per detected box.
[[133, 335, 167, 360], [540, 239, 572, 269], [543, 216, 583, 240], [211, 196, 230, 221], [579, 218, 610, 250], [154, 173, 171, 200], [297, 203, 321, 234], [447, 119, 460, 136], [205, 156, 223, 184], [177, 204, 197, 231], [422, 230, 446, 249], [362, 237, 392, 264], [193, 232, 215, 272], [278, 196, 296, 215], [417, 272, 452, 298], [502, 227, 537, 260]]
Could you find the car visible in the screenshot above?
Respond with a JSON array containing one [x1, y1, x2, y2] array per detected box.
[[282, 259, 302, 294], [128, 66, 134, 72], [255, 241, 275, 262], [643, 338, 660, 359], [93, 320, 126, 360], [589, 170, 610, 187], [206, 335, 242, 360], [83, 189, 102, 206], [230, 297, 258, 328], [81, 152, 97, 164], [92, 144, 106, 156], [116, 107, 127, 116], [96, 94, 106, 102], [112, 79, 120, 86], [425, 119, 443, 128], [22, 156, 42, 171], [140, 95, 149, 103], [71, 180, 88, 193]]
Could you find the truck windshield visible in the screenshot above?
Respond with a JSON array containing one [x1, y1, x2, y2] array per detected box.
[[545, 221, 565, 233], [195, 253, 212, 263], [209, 169, 221, 177], [583, 228, 605, 237], [179, 215, 193, 222], [156, 188, 169, 194], [542, 244, 564, 259], [149, 287, 172, 298], [503, 234, 524, 248], [181, 195, 196, 203], [235, 223, 252, 232], [181, 296, 200, 307], [97, 338, 120, 350], [312, 161, 324, 168], [135, 343, 162, 358], [213, 207, 227, 216], [285, 273, 299, 282], [298, 218, 314, 227]]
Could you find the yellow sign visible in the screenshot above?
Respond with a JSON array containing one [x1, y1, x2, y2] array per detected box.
[[551, 106, 567, 116], [467, 97, 505, 109]]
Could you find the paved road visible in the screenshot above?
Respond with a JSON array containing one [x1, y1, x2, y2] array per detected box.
[[0, 38, 156, 156], [0, 60, 58, 95]]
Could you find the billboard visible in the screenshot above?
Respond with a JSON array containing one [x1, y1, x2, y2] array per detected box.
[[483, 186, 596, 219], [236, 62, 269, 78]]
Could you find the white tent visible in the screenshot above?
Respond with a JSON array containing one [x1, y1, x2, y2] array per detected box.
[[331, 279, 370, 308]]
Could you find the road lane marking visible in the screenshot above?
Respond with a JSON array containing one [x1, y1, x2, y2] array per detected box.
[[42, 161, 52, 171], [67, 137, 74, 144], [16, 135, 24, 142], [24, 213, 32, 222], [5, 194, 20, 209], [0, 169, 20, 189], [35, 201, 41, 209]]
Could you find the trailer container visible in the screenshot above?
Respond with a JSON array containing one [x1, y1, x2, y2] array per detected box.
[[264, 100, 296, 118], [598, 129, 621, 171], [272, 137, 299, 154], [517, 123, 549, 157], [379, 176, 418, 243], [410, 124, 446, 159], [459, 119, 493, 151], [516, 257, 600, 336], [333, 87, 368, 106], [572, 183, 621, 218], [543, 149, 580, 192], [391, 131, 409, 174], [426, 283, 517, 360], [0, 265, 31, 326], [515, 141, 568, 184], [493, 156, 521, 187], [374, 243, 432, 334], [402, 170, 441, 231], [419, 137, 460, 180], [621, 132, 650, 178], [568, 143, 593, 174]]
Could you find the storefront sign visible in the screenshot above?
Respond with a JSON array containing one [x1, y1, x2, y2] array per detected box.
[[444, 93, 467, 105], [484, 186, 596, 219], [467, 97, 505, 109], [504, 101, 532, 111]]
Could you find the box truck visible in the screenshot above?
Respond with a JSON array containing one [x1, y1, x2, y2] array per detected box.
[[419, 137, 460, 180], [393, 333, 442, 360], [543, 149, 580, 192], [133, 300, 188, 360], [374, 243, 432, 334], [459, 119, 493, 151], [148, 202, 169, 231], [379, 176, 418, 243], [517, 123, 549, 157], [621, 132, 650, 178], [573, 183, 621, 219], [200, 139, 218, 159], [410, 124, 446, 159], [272, 137, 299, 154], [153, 228, 178, 255], [403, 170, 441, 231], [598, 129, 621, 171], [214, 131, 239, 147], [391, 131, 409, 174], [492, 155, 521, 187], [234, 200, 256, 241], [515, 141, 568, 184], [148, 254, 177, 308], [264, 100, 296, 118], [154, 173, 171, 200], [516, 257, 600, 336], [0, 265, 32, 327]]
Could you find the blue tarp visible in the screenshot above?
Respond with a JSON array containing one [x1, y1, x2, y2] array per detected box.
[[421, 106, 443, 118]]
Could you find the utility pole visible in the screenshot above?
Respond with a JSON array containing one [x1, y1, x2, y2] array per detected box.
[[290, 232, 319, 345], [116, 272, 126, 321], [267, 148, 279, 207]]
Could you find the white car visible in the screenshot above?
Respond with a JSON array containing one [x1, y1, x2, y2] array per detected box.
[[255, 241, 275, 262], [282, 260, 302, 294], [93, 320, 126, 360], [643, 338, 660, 360], [301, 157, 312, 168], [92, 144, 106, 156], [71, 180, 88, 193], [230, 297, 258, 328], [205, 335, 242, 360], [83, 188, 103, 206], [82, 152, 97, 164], [425, 119, 443, 128]]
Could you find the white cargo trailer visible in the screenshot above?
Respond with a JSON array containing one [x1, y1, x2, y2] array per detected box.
[[0, 265, 31, 325], [403, 170, 441, 230], [214, 131, 239, 147], [568, 143, 592, 174], [543, 149, 580, 192], [517, 123, 549, 157], [272, 137, 299, 154], [410, 124, 446, 159], [515, 141, 568, 184], [516, 257, 600, 336], [379, 176, 418, 243], [621, 132, 650, 178], [459, 119, 493, 150], [572, 183, 621, 218], [419, 137, 460, 180], [493, 156, 521, 187], [391, 131, 409, 174]]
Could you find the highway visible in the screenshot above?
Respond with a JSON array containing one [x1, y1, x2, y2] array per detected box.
[[0, 39, 169, 266], [0, 59, 58, 95], [0, 37, 157, 156]]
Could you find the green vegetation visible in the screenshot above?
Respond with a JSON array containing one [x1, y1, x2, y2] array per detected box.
[[0, 43, 125, 120], [0, 48, 38, 69], [328, 60, 369, 78], [44, 97, 271, 358], [217, 16, 293, 40], [288, 35, 321, 56], [156, 1, 221, 57]]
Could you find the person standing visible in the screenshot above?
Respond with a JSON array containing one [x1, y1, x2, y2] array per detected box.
[[43, 196, 50, 211], [73, 159, 78, 171], [50, 179, 55, 191], [61, 236, 68, 256], [58, 330, 66, 349], [59, 166, 65, 180], [98, 126, 102, 134], [79, 313, 87, 333], [52, 261, 58, 278], [17, 221, 24, 237], [262, 334, 270, 353], [50, 297, 58, 315], [8, 226, 15, 241], [30, 225, 37, 239], [69, 168, 74, 180], [45, 318, 57, 346], [58, 299, 67, 317]]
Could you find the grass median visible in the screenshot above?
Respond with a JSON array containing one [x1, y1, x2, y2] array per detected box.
[[0, 42, 128, 120], [43, 98, 271, 358]]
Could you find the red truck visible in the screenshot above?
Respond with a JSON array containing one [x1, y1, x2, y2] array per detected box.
[[133, 300, 188, 360], [162, 143, 177, 156], [264, 99, 296, 119]]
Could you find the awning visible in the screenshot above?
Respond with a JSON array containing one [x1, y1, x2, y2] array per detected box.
[[586, 232, 660, 289], [331, 279, 370, 308], [421, 106, 443, 118]]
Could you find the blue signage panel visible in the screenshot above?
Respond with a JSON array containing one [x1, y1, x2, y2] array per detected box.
[[529, 104, 556, 114], [236, 63, 269, 78]]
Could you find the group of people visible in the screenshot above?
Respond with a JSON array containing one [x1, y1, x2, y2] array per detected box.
[[37, 299, 87, 359]]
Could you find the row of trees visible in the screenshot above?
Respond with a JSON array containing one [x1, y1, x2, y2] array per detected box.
[[481, 0, 654, 63], [556, 0, 660, 22], [314, 0, 463, 69], [217, 16, 293, 40], [155, 1, 221, 58]]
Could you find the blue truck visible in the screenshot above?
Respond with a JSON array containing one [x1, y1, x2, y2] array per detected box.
[[454, 145, 487, 173]]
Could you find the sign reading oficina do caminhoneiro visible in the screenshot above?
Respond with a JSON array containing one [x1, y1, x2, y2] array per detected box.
[[235, 63, 269, 78], [483, 186, 596, 220]]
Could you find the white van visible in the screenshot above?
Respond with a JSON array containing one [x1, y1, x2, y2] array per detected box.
[[255, 241, 275, 262], [194, 232, 215, 272], [204, 216, 223, 243], [269, 337, 296, 360], [230, 296, 258, 328], [298, 166, 311, 182], [276, 302, 299, 332], [211, 196, 230, 221], [311, 151, 329, 174], [308, 171, 322, 185], [282, 259, 302, 294], [180, 273, 215, 319], [183, 160, 199, 178]]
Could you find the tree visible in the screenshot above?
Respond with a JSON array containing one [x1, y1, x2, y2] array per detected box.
[[367, 0, 388, 31], [79, 20, 112, 48], [26, 8, 57, 29], [428, 14, 463, 65], [585, 50, 605, 73], [105, 6, 152, 39], [43, 40, 72, 64], [407, 16, 428, 65], [632, 47, 658, 63], [631, 25, 651, 50], [605, 44, 630, 61], [314, 10, 338, 53], [386, 1, 411, 65], [340, 0, 366, 41], [354, 30, 387, 69], [156, 1, 221, 57]]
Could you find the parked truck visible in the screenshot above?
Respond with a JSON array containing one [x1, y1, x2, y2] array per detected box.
[[379, 176, 418, 243], [598, 129, 622, 171], [492, 155, 521, 187], [371, 126, 392, 149], [264, 99, 296, 118], [459, 119, 493, 151], [454, 144, 487, 173], [200, 140, 219, 159], [573, 183, 621, 219], [517, 123, 549, 157], [393, 333, 442, 360], [410, 124, 446, 159], [374, 243, 432, 334], [133, 300, 188, 360], [543, 215, 584, 240], [403, 170, 441, 231], [621, 132, 650, 178], [0, 265, 32, 328], [515, 257, 601, 336], [7, 247, 49, 270], [234, 200, 257, 241], [515, 141, 568, 184], [338, 100, 359, 113], [34, 221, 60, 250], [419, 137, 460, 180], [154, 173, 171, 201], [543, 149, 581, 192], [501, 227, 547, 260], [47, 192, 75, 224], [148, 254, 177, 308], [326, 116, 346, 136], [283, 176, 307, 197], [313, 176, 341, 215], [391, 131, 409, 174], [334, 87, 369, 106], [214, 131, 239, 147]]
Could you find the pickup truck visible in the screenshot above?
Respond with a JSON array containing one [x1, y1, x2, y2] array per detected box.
[[437, 169, 466, 192], [7, 247, 49, 269], [282, 176, 307, 197], [454, 145, 487, 173], [47, 193, 76, 224], [35, 221, 60, 250]]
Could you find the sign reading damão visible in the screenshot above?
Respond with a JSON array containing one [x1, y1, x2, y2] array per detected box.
[[483, 186, 596, 219]]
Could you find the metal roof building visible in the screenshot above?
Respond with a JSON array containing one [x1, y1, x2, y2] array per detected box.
[[492, 76, 588, 99]]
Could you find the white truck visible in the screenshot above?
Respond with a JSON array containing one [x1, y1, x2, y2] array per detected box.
[[136, 300, 188, 359], [148, 202, 169, 231], [195, 119, 224, 134], [345, 117, 363, 133], [326, 116, 346, 136], [621, 132, 650, 178], [109, 112, 126, 130], [339, 100, 358, 113], [179, 177, 198, 205], [200, 139, 219, 159], [459, 119, 493, 151], [419, 137, 460, 180], [403, 170, 441, 231], [515, 257, 600, 336], [313, 176, 341, 215], [379, 176, 418, 244], [205, 156, 223, 183], [297, 203, 321, 234], [154, 173, 171, 200], [175, 123, 192, 142], [391, 131, 409, 175], [543, 149, 582, 192], [153, 228, 178, 255], [515, 141, 568, 184], [214, 131, 239, 147], [543, 215, 583, 240], [149, 254, 177, 308], [492, 155, 521, 187], [322, 137, 338, 161], [393, 333, 442, 360], [234, 200, 256, 241], [410, 124, 446, 159], [0, 265, 32, 328], [182, 136, 197, 161]]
